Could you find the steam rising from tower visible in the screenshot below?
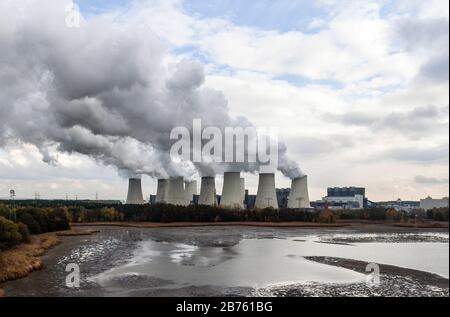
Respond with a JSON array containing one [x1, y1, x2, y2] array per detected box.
[[0, 1, 304, 184]]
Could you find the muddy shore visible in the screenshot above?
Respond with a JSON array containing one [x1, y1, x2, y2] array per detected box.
[[71, 220, 448, 232]]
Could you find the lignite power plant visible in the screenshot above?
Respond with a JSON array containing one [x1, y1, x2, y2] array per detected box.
[[125, 173, 311, 210]]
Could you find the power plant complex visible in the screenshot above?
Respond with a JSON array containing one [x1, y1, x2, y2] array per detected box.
[[125, 172, 311, 210]]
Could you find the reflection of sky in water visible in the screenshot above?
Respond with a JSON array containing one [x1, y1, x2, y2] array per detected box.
[[91, 232, 449, 289]]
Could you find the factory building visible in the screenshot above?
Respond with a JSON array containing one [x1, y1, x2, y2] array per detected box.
[[276, 188, 290, 208], [315, 187, 367, 209], [420, 197, 449, 211]]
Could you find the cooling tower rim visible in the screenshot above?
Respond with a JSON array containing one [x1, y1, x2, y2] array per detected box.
[[201, 176, 216, 179], [292, 175, 308, 180], [258, 173, 276, 176]]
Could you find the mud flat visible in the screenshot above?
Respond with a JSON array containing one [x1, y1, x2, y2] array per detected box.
[[260, 257, 449, 297]]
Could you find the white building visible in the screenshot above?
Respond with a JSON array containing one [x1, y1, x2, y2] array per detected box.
[[420, 197, 449, 211], [319, 187, 366, 210]]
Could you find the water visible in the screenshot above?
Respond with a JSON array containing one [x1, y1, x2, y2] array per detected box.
[[92, 235, 449, 291], [2, 226, 449, 297]]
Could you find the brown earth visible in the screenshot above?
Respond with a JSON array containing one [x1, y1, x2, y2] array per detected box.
[[70, 220, 449, 232], [0, 228, 99, 296], [56, 228, 100, 236]]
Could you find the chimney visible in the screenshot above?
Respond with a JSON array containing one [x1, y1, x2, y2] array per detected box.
[[184, 180, 197, 205], [126, 178, 145, 205], [287, 175, 310, 209], [255, 173, 278, 209], [156, 179, 169, 204], [198, 177, 217, 206], [220, 172, 244, 209], [240, 178, 245, 208]]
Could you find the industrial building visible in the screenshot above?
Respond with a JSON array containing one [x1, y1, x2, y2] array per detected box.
[[129, 172, 313, 211], [377, 199, 420, 212], [420, 197, 449, 211], [315, 187, 367, 210]]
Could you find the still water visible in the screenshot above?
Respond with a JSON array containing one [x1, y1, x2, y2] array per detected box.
[[2, 226, 449, 296], [92, 234, 449, 291]]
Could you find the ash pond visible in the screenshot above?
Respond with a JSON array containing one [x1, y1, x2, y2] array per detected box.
[[2, 226, 448, 297]]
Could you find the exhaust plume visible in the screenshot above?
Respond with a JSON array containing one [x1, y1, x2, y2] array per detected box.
[[0, 0, 303, 180]]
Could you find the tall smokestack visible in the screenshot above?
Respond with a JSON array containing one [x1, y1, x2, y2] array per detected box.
[[126, 178, 145, 205], [287, 175, 310, 209], [167, 177, 188, 206], [221, 172, 244, 209], [184, 180, 197, 205], [198, 177, 217, 206], [156, 179, 169, 204], [240, 178, 245, 208], [255, 173, 278, 209]]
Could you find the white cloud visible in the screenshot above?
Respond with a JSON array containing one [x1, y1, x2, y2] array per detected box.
[[0, 0, 448, 201]]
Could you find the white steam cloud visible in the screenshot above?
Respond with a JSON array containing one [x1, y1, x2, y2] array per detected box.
[[0, 0, 303, 180]]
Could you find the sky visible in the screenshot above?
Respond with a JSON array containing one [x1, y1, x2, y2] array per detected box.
[[0, 0, 448, 201]]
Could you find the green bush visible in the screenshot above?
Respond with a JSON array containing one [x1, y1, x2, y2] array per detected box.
[[0, 216, 22, 250], [16, 210, 42, 234], [100, 207, 123, 221], [18, 222, 30, 243]]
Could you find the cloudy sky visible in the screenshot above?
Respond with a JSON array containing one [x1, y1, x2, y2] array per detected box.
[[0, 0, 448, 201]]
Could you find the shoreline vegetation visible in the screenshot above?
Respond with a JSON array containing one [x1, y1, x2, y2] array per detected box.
[[0, 228, 98, 297], [70, 219, 449, 230]]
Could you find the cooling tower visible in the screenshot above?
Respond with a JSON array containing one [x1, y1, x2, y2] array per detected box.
[[167, 177, 188, 206], [156, 179, 169, 204], [198, 177, 217, 206], [126, 178, 145, 205], [287, 175, 311, 209], [220, 172, 244, 209], [184, 180, 197, 205], [255, 173, 278, 209]]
